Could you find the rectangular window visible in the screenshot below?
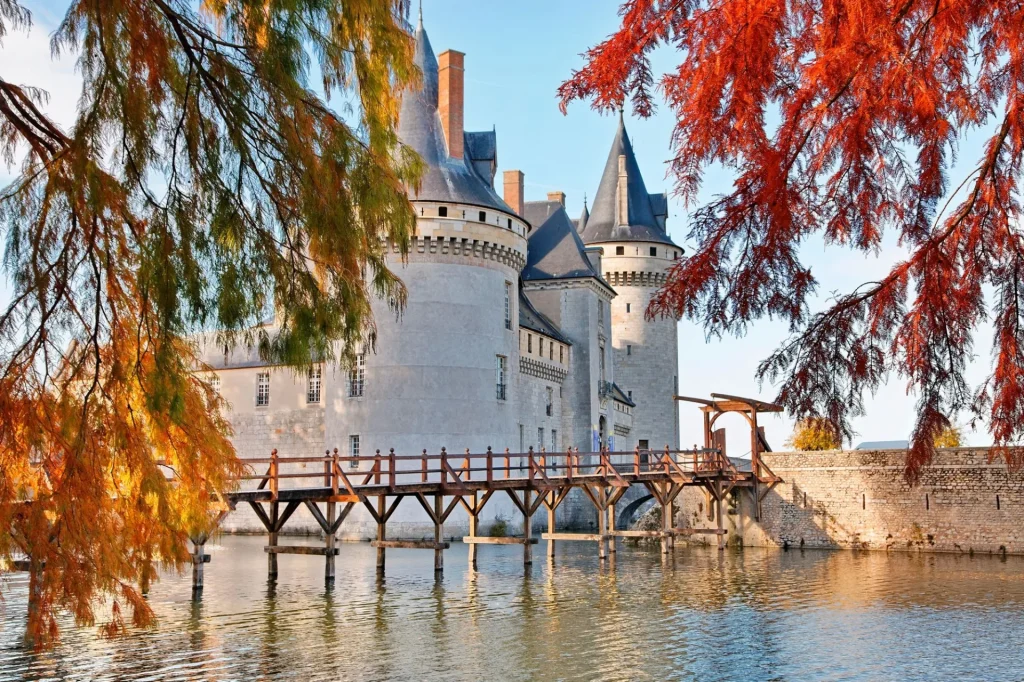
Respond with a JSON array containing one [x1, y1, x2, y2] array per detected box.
[[209, 374, 221, 393], [627, 344, 632, 356], [539, 338, 544, 357], [639, 439, 649, 450], [527, 334, 532, 353], [552, 429, 558, 451], [538, 427, 544, 451], [519, 424, 525, 452], [616, 246, 625, 255], [598, 301, 604, 326], [307, 366, 322, 404], [507, 218, 512, 229], [650, 246, 657, 256], [349, 354, 365, 397], [626, 303, 631, 313], [496, 355, 507, 400], [546, 386, 553, 416], [438, 206, 448, 217], [504, 282, 512, 330], [256, 372, 270, 407], [479, 210, 487, 222], [349, 435, 360, 469], [599, 343, 606, 382], [549, 344, 554, 361], [559, 347, 564, 363]]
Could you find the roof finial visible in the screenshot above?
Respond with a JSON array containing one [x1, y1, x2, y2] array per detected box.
[[583, 192, 588, 210]]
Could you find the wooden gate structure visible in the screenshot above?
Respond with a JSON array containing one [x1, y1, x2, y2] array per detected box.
[[186, 395, 783, 591]]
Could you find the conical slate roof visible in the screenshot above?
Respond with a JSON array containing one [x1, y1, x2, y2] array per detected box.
[[580, 114, 677, 247], [523, 201, 604, 281], [576, 196, 590, 233], [398, 17, 516, 216]]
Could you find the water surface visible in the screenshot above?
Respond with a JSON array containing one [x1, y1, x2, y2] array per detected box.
[[2, 537, 1023, 681]]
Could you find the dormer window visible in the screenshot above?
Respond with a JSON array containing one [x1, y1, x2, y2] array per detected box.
[[438, 206, 448, 217]]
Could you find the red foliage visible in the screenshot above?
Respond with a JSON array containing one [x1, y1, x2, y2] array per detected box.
[[560, 0, 1024, 479]]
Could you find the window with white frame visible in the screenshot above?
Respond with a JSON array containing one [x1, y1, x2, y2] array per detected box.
[[349, 354, 365, 397], [256, 372, 270, 406], [538, 427, 544, 451], [209, 373, 221, 393], [349, 435, 360, 469], [504, 281, 512, 330], [551, 429, 559, 452], [496, 355, 507, 400], [307, 365, 322, 404]]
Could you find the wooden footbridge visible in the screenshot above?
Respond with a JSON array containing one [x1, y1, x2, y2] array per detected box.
[[191, 393, 783, 591]]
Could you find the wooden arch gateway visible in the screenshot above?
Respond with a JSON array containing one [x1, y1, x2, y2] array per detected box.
[[674, 393, 784, 520]]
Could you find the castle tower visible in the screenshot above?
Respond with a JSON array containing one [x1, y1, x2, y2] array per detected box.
[[580, 114, 682, 453], [325, 16, 528, 464]]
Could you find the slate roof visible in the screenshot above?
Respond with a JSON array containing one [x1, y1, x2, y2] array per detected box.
[[581, 113, 678, 247], [611, 382, 635, 407], [522, 200, 604, 282], [398, 18, 517, 217], [519, 288, 570, 345]]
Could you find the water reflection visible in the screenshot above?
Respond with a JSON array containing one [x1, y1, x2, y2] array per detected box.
[[2, 536, 1024, 681]]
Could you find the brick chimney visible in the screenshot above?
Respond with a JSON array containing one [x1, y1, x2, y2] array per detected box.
[[547, 191, 566, 207], [503, 170, 524, 216], [438, 50, 465, 159]]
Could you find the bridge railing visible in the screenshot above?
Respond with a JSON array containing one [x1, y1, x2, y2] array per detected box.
[[232, 445, 729, 499]]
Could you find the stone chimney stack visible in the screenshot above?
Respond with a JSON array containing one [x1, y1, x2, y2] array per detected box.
[[438, 50, 465, 159], [616, 154, 629, 225], [503, 170, 524, 216], [547, 191, 566, 207]]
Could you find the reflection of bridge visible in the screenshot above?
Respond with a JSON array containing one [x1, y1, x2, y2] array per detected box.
[[190, 439, 780, 591]]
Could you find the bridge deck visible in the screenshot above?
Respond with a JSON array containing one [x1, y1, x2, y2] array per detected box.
[[185, 447, 780, 592]]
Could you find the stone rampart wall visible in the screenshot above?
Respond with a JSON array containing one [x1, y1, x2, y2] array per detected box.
[[677, 448, 1024, 555]]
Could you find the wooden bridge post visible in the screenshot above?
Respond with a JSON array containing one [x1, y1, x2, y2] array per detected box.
[[268, 502, 279, 580], [433, 493, 444, 574], [468, 492, 478, 569], [325, 500, 337, 583], [547, 491, 556, 560], [607, 501, 617, 554], [190, 535, 209, 592], [716, 478, 726, 551], [523, 489, 534, 565], [376, 495, 386, 575], [597, 489, 608, 561], [660, 484, 671, 555]]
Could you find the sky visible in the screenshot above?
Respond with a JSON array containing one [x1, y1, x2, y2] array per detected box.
[[0, 1, 999, 453]]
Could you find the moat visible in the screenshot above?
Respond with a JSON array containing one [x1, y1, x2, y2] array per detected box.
[[3, 537, 1024, 681]]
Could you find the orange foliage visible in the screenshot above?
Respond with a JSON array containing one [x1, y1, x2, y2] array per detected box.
[[560, 0, 1024, 480]]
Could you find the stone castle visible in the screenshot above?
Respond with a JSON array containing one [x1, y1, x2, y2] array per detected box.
[[200, 15, 681, 534]]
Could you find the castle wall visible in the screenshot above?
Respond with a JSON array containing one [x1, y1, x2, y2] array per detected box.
[[676, 448, 1024, 555]]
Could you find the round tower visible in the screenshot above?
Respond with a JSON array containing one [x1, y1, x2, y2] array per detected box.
[[580, 115, 682, 452], [325, 17, 527, 465]]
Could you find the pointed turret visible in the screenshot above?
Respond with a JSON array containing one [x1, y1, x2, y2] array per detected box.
[[581, 114, 676, 247], [576, 194, 590, 233], [396, 17, 517, 215]]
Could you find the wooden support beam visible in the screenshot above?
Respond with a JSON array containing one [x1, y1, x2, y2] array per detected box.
[[371, 540, 451, 550], [716, 477, 726, 551], [375, 496, 386, 574], [325, 500, 336, 583], [607, 500, 617, 554], [541, 533, 611, 542], [467, 492, 478, 569], [462, 536, 539, 545], [547, 490, 557, 560], [609, 530, 668, 538], [274, 500, 301, 533], [523, 489, 533, 565], [264, 546, 341, 556], [670, 528, 728, 536]]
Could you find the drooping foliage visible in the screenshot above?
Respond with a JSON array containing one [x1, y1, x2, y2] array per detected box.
[[0, 0, 420, 646], [786, 418, 842, 452], [560, 0, 1024, 479]]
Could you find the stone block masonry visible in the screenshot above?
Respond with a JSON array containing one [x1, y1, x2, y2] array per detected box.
[[677, 448, 1024, 555]]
